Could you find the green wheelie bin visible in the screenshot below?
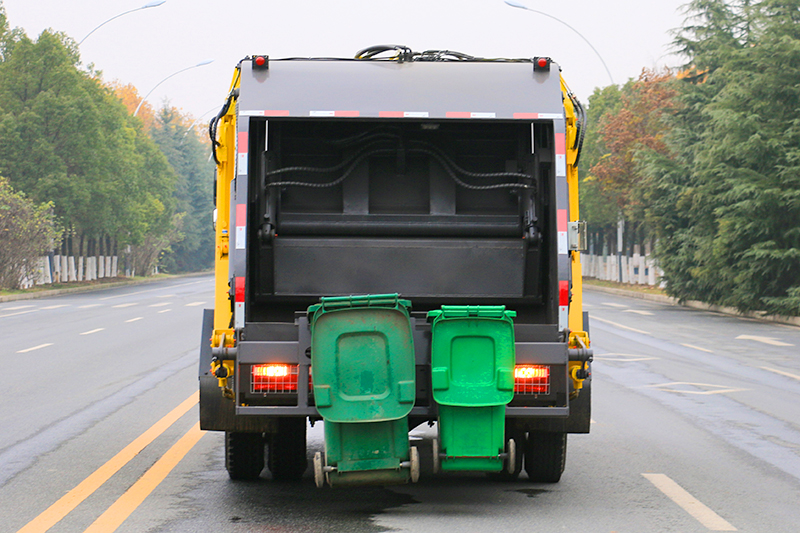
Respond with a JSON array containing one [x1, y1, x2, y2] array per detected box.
[[308, 294, 419, 487], [428, 305, 517, 474]]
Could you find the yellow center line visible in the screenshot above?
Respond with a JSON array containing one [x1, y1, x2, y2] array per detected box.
[[642, 473, 737, 531], [83, 423, 205, 533], [17, 392, 198, 533]]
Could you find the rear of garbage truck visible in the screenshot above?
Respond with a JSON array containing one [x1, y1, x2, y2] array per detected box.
[[199, 46, 592, 485]]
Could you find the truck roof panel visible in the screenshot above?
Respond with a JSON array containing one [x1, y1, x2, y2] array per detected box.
[[238, 59, 564, 120]]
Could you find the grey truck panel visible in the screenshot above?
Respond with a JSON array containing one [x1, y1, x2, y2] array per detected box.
[[238, 59, 564, 119]]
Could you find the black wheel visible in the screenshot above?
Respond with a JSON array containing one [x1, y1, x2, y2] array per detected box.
[[524, 432, 567, 483], [225, 432, 265, 480], [267, 417, 308, 481]]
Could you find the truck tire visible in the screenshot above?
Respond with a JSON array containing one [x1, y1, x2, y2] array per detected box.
[[225, 432, 265, 480], [524, 432, 567, 483], [267, 417, 308, 481]]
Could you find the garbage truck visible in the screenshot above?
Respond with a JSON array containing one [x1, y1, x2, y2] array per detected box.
[[200, 45, 592, 486]]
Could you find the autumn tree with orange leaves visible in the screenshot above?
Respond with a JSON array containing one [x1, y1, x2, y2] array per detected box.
[[587, 69, 678, 239]]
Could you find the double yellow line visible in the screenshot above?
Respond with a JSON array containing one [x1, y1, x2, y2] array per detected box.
[[19, 392, 204, 533]]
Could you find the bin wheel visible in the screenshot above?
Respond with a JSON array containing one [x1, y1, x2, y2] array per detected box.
[[506, 438, 517, 475], [432, 438, 440, 474], [409, 446, 420, 482], [524, 432, 567, 483], [313, 452, 325, 488]]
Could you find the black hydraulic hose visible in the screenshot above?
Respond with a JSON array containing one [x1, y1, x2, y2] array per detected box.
[[573, 95, 587, 167], [209, 68, 241, 165], [266, 145, 533, 191]]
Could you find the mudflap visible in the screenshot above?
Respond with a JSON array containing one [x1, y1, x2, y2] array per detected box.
[[522, 374, 591, 434], [199, 309, 275, 432]]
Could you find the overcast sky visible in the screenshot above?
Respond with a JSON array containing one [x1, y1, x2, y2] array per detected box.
[[3, 0, 688, 121]]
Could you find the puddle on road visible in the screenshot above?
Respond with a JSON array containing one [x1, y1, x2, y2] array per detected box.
[[514, 488, 552, 498]]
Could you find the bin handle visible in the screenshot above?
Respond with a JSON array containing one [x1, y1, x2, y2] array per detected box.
[[319, 293, 402, 310]]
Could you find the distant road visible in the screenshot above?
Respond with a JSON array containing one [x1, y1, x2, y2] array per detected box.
[[2, 280, 799, 532]]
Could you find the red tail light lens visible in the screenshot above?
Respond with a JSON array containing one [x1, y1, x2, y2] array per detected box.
[[514, 365, 550, 394], [252, 364, 298, 393]]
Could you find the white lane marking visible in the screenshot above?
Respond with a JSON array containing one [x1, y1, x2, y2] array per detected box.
[[98, 279, 207, 300], [591, 316, 650, 335], [647, 382, 747, 395], [590, 419, 596, 424], [157, 309, 172, 314], [594, 353, 658, 362], [78, 304, 102, 309], [125, 317, 143, 323], [681, 343, 714, 353], [40, 304, 69, 310], [760, 366, 800, 382], [642, 473, 737, 531], [736, 335, 794, 347], [112, 303, 138, 308], [185, 301, 206, 307], [623, 309, 654, 316], [3, 305, 35, 310], [17, 343, 54, 353], [80, 328, 105, 336], [602, 302, 628, 308], [148, 302, 171, 307], [0, 309, 37, 319], [156, 294, 175, 298]]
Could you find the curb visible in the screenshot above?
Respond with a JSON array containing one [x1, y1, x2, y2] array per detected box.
[[584, 283, 800, 328], [0, 271, 212, 303]]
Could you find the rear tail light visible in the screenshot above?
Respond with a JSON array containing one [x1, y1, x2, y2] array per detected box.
[[252, 364, 298, 393], [514, 365, 550, 395]]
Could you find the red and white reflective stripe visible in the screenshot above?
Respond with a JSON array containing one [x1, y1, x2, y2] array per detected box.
[[237, 131, 248, 176], [378, 111, 430, 118], [235, 204, 247, 250], [555, 132, 566, 177], [240, 110, 291, 117], [234, 276, 245, 329], [559, 280, 569, 331], [512, 112, 564, 120], [309, 110, 360, 117], [557, 208, 568, 255], [446, 112, 496, 119]]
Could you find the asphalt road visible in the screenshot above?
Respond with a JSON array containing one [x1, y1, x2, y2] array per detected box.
[[2, 278, 799, 532]]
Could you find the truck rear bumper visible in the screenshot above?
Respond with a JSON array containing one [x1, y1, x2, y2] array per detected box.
[[199, 309, 590, 433]]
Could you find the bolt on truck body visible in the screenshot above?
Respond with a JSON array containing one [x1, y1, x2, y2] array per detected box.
[[200, 46, 592, 485]]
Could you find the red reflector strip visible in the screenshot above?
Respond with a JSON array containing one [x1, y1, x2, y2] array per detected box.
[[378, 111, 430, 118], [236, 203, 247, 227], [235, 276, 245, 303], [555, 133, 566, 155], [237, 132, 248, 153], [310, 110, 360, 117], [445, 112, 496, 119], [513, 112, 539, 119], [240, 110, 291, 117], [252, 364, 299, 393], [557, 208, 568, 232], [514, 365, 551, 394], [560, 280, 569, 306]]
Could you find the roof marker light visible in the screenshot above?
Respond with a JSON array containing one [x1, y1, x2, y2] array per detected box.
[[534, 56, 551, 72]]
